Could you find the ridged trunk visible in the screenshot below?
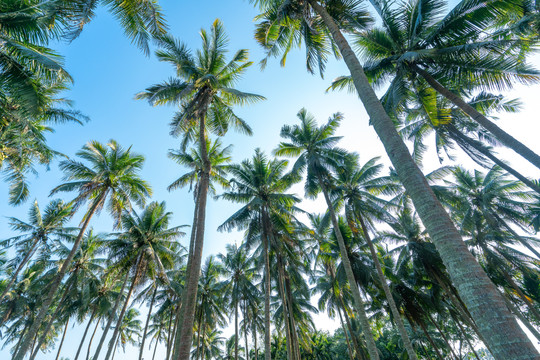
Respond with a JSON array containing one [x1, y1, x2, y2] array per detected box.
[[55, 318, 70, 360], [174, 112, 211, 360], [13, 191, 106, 360], [308, 1, 540, 358]]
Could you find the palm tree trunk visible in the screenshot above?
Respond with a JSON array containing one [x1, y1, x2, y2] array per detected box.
[[167, 303, 178, 360], [152, 330, 161, 360], [168, 302, 180, 360], [93, 271, 131, 360], [418, 321, 445, 360], [337, 305, 356, 360], [87, 318, 101, 360], [284, 272, 301, 360], [308, 2, 540, 358], [30, 274, 78, 360], [200, 320, 207, 360], [252, 321, 258, 360], [196, 309, 204, 360], [450, 311, 482, 360], [317, 176, 379, 360], [235, 298, 239, 360], [75, 308, 97, 360], [0, 237, 40, 303], [262, 211, 272, 360], [276, 258, 294, 360], [139, 286, 158, 360], [427, 314, 458, 360], [111, 333, 119, 360], [175, 115, 211, 360], [449, 126, 540, 195], [55, 317, 70, 360], [340, 297, 366, 360], [104, 254, 144, 360], [411, 63, 540, 171], [244, 300, 250, 360], [356, 212, 418, 360], [13, 192, 106, 360], [13, 321, 30, 356]]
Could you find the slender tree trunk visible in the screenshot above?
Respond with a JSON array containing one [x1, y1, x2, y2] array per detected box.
[[111, 333, 119, 360], [196, 309, 204, 360], [411, 63, 540, 171], [169, 303, 180, 360], [0, 237, 40, 303], [252, 321, 258, 360], [87, 318, 101, 360], [174, 114, 211, 360], [75, 309, 97, 360], [317, 176, 379, 360], [13, 322, 30, 356], [262, 211, 272, 360], [30, 274, 78, 360], [284, 272, 301, 360], [152, 329, 160, 360], [13, 192, 106, 360], [139, 286, 158, 360], [244, 300, 250, 360], [104, 254, 144, 360], [337, 305, 356, 360], [428, 314, 458, 360], [166, 303, 177, 360], [450, 126, 540, 195], [451, 312, 482, 360], [200, 320, 207, 360], [93, 271, 131, 360], [418, 321, 445, 360], [356, 213, 418, 360], [308, 2, 540, 358], [235, 297, 239, 360], [55, 317, 70, 360], [276, 258, 294, 360]]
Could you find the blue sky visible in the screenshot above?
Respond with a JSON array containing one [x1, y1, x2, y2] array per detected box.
[[2, 0, 540, 359]]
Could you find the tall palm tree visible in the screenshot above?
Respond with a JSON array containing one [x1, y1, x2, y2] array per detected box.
[[350, 0, 540, 170], [251, 1, 538, 356], [0, 199, 74, 303], [110, 308, 142, 360], [219, 149, 300, 360], [95, 201, 184, 360], [274, 109, 380, 359], [13, 139, 151, 360], [137, 20, 264, 360], [333, 153, 418, 359]]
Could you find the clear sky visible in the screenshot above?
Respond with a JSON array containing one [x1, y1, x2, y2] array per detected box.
[[2, 0, 540, 359]]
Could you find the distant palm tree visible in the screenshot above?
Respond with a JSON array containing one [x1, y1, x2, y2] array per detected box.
[[1, 199, 75, 302], [13, 139, 151, 360], [110, 308, 142, 360], [274, 109, 380, 360], [137, 20, 264, 360]]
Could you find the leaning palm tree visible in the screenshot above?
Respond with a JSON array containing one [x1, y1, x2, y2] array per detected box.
[[13, 139, 151, 360], [0, 199, 75, 303], [219, 149, 300, 360], [137, 20, 264, 360], [94, 201, 185, 360], [274, 109, 380, 360], [251, 0, 538, 356], [333, 153, 418, 359]]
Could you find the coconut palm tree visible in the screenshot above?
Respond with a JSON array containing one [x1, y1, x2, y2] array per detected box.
[[349, 0, 540, 170], [13, 139, 151, 360], [219, 149, 300, 360], [110, 308, 142, 360], [0, 199, 75, 303], [137, 20, 264, 359], [251, 1, 538, 356], [95, 201, 184, 360], [274, 109, 380, 359]]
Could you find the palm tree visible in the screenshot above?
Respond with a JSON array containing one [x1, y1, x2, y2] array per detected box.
[[110, 308, 142, 360], [13, 139, 151, 360], [95, 201, 184, 360], [219, 149, 300, 360], [350, 0, 540, 170], [274, 109, 380, 359], [0, 199, 74, 303], [251, 1, 538, 356], [137, 20, 264, 360], [333, 153, 418, 359], [218, 244, 258, 360]]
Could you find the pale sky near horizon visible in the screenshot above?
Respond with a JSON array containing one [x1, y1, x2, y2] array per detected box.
[[1, 0, 540, 359]]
